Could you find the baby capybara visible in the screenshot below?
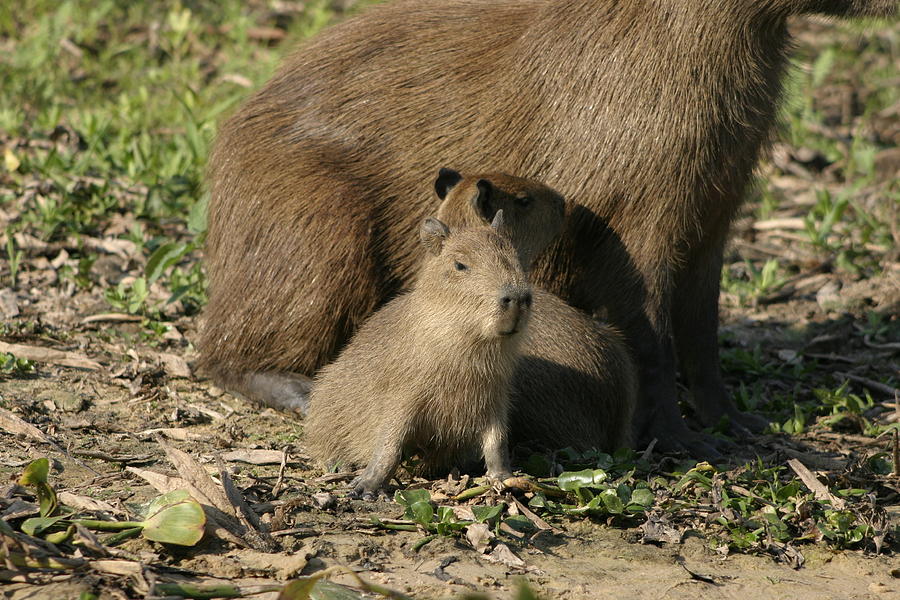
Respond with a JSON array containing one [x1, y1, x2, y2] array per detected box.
[[434, 168, 637, 453], [305, 212, 530, 497], [201, 0, 897, 455]]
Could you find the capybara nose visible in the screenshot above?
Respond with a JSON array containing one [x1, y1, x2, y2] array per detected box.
[[498, 285, 531, 312]]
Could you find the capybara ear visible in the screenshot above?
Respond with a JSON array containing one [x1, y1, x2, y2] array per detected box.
[[435, 168, 463, 199], [473, 178, 495, 223], [490, 209, 505, 231], [420, 217, 451, 255]]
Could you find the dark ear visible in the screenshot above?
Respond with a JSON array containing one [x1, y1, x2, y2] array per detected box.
[[420, 217, 451, 255], [490, 209, 505, 231], [472, 178, 495, 223], [435, 168, 463, 200]]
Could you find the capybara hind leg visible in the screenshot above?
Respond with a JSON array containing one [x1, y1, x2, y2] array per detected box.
[[350, 428, 403, 500], [627, 311, 726, 458], [211, 370, 312, 415], [672, 246, 768, 436], [242, 372, 313, 415]]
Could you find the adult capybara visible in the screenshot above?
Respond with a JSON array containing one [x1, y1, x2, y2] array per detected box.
[[305, 212, 529, 497], [201, 0, 897, 455], [434, 169, 636, 453]]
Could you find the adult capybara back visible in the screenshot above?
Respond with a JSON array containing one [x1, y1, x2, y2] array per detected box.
[[434, 169, 636, 452], [201, 0, 897, 455], [305, 213, 529, 497]]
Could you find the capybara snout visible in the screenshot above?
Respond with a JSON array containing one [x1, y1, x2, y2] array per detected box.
[[496, 283, 532, 336]]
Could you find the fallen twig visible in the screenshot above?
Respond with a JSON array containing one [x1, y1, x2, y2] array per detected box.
[[834, 372, 900, 398]]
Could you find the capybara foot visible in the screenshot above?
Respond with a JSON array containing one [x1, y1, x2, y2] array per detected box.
[[349, 475, 388, 501], [486, 472, 512, 493], [643, 424, 727, 460]]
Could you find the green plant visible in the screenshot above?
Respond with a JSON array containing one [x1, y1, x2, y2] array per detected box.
[[104, 277, 150, 315], [5, 233, 23, 288], [721, 259, 787, 305], [0, 353, 35, 375]]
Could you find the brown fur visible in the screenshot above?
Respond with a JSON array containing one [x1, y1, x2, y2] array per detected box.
[[305, 215, 531, 495], [435, 170, 637, 451], [201, 0, 897, 453]]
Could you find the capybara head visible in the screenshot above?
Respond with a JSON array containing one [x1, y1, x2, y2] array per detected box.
[[434, 168, 566, 269], [417, 211, 532, 340]]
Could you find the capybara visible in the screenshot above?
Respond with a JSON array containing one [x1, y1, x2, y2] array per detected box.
[[305, 212, 530, 497], [434, 169, 637, 452], [201, 0, 897, 455]]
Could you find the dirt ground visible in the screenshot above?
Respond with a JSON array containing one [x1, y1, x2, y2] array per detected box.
[[2, 12, 900, 600], [1, 360, 899, 599]]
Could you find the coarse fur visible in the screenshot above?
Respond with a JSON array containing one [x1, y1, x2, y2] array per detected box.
[[201, 0, 898, 454], [304, 215, 531, 495], [435, 170, 636, 452]]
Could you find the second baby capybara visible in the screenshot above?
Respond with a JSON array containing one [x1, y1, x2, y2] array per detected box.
[[201, 0, 897, 455], [434, 168, 637, 453], [305, 212, 530, 497]]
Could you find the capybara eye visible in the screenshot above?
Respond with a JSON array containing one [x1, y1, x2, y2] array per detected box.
[[454, 261, 469, 271], [516, 196, 532, 207]]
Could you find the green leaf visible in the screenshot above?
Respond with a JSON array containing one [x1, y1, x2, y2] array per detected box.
[[187, 194, 208, 235], [45, 524, 75, 545], [600, 489, 624, 514], [436, 506, 455, 523], [503, 515, 536, 534], [408, 501, 434, 526], [472, 504, 504, 523], [393, 489, 431, 507], [145, 242, 189, 283], [144, 489, 191, 517], [557, 469, 607, 492], [19, 458, 49, 485], [21, 514, 67, 536], [309, 580, 366, 600], [140, 491, 205, 546], [629, 488, 654, 508], [19, 458, 57, 517]]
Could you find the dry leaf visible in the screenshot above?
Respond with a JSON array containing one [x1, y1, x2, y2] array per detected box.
[[4, 147, 20, 171], [158, 441, 233, 516], [152, 352, 191, 379], [58, 492, 120, 516], [486, 543, 526, 569], [0, 407, 54, 444], [465, 523, 494, 553], [0, 288, 19, 318], [787, 459, 846, 510], [91, 560, 145, 576], [221, 450, 286, 465], [0, 341, 100, 370]]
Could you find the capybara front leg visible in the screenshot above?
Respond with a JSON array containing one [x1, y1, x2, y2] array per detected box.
[[481, 418, 512, 484]]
